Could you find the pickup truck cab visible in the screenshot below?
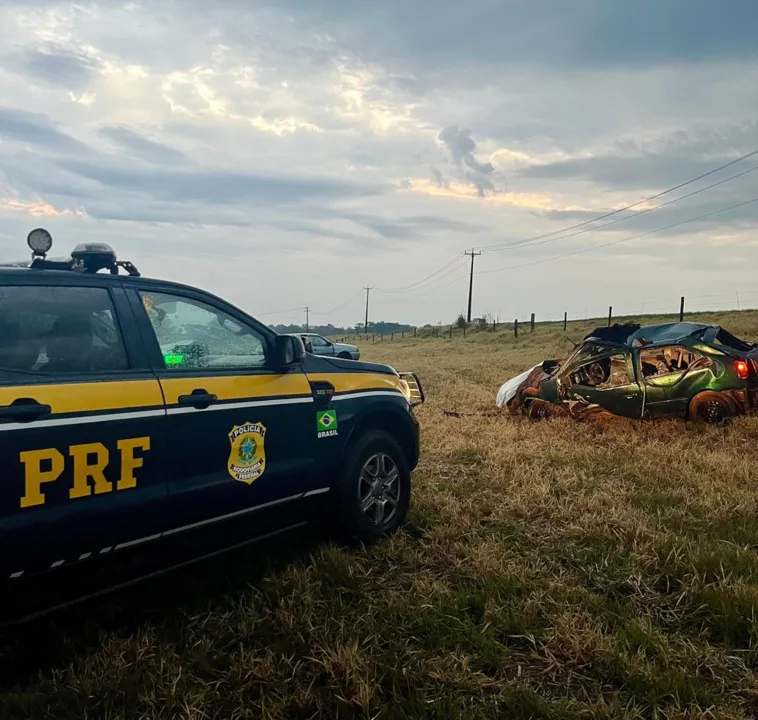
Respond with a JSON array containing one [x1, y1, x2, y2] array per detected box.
[[0, 229, 424, 585]]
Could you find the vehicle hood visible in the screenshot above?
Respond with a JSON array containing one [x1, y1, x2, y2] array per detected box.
[[301, 352, 396, 376], [323, 355, 394, 375]]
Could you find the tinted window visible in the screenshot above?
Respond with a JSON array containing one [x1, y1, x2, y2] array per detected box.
[[0, 286, 128, 374], [140, 291, 268, 370]]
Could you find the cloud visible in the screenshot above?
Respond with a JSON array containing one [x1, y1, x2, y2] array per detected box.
[[12, 44, 101, 90], [437, 126, 499, 197], [198, 0, 758, 77], [0, 106, 93, 155], [56, 158, 385, 206], [98, 126, 191, 166]]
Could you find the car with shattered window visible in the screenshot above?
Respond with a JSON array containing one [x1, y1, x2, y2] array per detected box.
[[497, 322, 758, 423], [0, 229, 424, 606]]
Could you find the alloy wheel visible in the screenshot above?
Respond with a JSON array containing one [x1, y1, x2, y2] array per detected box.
[[357, 453, 400, 526]]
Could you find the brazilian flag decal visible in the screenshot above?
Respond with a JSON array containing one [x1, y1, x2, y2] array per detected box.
[[316, 409, 339, 437]]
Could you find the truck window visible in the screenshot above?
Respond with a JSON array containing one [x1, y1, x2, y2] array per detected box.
[[0, 286, 128, 374], [140, 291, 269, 370]]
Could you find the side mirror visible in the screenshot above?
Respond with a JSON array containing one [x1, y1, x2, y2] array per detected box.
[[275, 334, 305, 368]]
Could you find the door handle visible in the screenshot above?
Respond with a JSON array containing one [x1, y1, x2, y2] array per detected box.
[[0, 398, 52, 422], [177, 389, 218, 409]]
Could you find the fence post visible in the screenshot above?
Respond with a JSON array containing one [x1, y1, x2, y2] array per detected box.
[[514, 319, 519, 337], [530, 313, 535, 333], [493, 320, 497, 333], [449, 325, 453, 339], [680, 296, 685, 322], [608, 306, 612, 326], [463, 326, 466, 337], [402, 331, 404, 338], [391, 332, 394, 341], [563, 311, 567, 332], [414, 327, 417, 338], [380, 334, 383, 341]]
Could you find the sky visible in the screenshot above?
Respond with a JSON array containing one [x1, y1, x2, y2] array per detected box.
[[1, 0, 757, 328]]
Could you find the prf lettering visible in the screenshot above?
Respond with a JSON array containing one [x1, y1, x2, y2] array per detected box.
[[19, 437, 150, 509]]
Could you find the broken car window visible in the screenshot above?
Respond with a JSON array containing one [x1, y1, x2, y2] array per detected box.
[[564, 342, 607, 369], [640, 346, 710, 380], [571, 354, 631, 388]]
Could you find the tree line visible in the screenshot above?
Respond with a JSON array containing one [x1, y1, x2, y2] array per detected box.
[[269, 321, 417, 336]]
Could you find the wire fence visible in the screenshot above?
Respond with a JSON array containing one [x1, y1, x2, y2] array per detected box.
[[334, 290, 758, 343]]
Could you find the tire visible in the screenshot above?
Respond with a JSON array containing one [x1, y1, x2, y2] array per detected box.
[[337, 352, 352, 359], [333, 430, 411, 543], [526, 398, 568, 421], [689, 391, 733, 425]]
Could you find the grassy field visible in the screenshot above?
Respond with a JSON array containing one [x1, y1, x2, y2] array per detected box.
[[3, 311, 758, 718]]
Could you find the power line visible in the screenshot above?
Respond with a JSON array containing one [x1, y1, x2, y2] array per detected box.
[[475, 148, 758, 252], [372, 171, 758, 305], [484, 163, 758, 253], [374, 270, 470, 305], [375, 256, 469, 298], [374, 253, 466, 293], [475, 196, 758, 276], [310, 289, 364, 316], [257, 306, 307, 317]]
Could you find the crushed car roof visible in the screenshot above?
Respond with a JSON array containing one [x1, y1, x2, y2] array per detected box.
[[584, 321, 757, 353], [627, 322, 713, 346]]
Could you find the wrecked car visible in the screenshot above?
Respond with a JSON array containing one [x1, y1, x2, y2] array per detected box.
[[497, 322, 758, 423]]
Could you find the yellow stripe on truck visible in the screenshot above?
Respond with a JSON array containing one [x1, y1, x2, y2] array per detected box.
[[160, 373, 312, 405], [307, 372, 404, 395], [0, 380, 164, 415], [160, 371, 403, 405]]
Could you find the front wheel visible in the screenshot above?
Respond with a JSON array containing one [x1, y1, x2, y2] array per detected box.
[[337, 352, 352, 359], [333, 430, 411, 543]]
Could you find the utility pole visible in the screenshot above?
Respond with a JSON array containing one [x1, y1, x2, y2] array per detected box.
[[465, 249, 482, 323], [364, 287, 372, 334], [305, 306, 309, 332]]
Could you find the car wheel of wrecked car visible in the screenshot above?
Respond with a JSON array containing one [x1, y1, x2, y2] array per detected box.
[[527, 399, 568, 421], [333, 430, 411, 543], [689, 391, 733, 425]]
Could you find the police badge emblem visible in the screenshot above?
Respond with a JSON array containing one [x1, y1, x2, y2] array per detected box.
[[227, 422, 267, 484]]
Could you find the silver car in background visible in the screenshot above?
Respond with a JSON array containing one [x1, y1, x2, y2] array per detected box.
[[299, 332, 360, 360]]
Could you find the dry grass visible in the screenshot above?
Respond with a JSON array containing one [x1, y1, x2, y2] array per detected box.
[[3, 311, 758, 718]]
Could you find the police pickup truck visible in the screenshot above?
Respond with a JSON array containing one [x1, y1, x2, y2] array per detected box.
[[0, 229, 424, 587]]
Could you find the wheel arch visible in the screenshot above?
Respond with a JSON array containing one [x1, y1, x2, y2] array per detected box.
[[341, 405, 418, 471], [687, 389, 745, 422]]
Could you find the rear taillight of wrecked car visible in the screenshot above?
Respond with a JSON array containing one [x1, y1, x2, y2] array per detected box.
[[735, 359, 750, 380]]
